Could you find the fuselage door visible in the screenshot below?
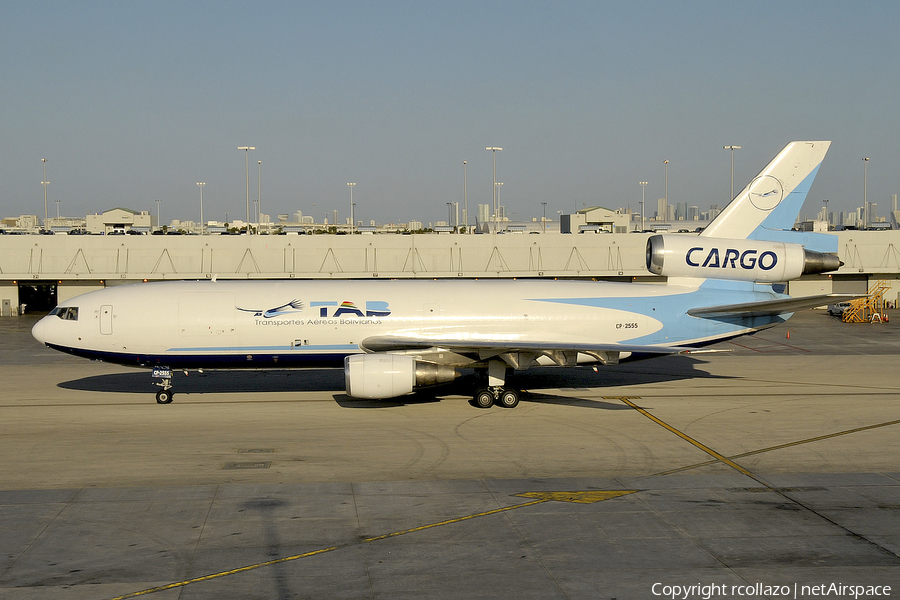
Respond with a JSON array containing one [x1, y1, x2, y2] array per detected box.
[[100, 305, 113, 335]]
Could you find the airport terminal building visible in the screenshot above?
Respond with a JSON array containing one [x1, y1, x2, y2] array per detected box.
[[2, 229, 899, 316]]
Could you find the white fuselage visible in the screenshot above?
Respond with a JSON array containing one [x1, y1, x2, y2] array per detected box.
[[32, 278, 783, 370]]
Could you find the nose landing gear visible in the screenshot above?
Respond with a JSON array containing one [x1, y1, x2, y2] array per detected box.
[[155, 388, 174, 404], [152, 367, 174, 404]]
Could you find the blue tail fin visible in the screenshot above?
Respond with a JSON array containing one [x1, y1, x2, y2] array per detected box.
[[701, 141, 831, 248]]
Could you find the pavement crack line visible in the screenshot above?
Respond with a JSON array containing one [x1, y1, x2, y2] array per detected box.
[[609, 396, 900, 563], [105, 490, 638, 600], [106, 497, 549, 600], [0, 493, 71, 582], [177, 484, 219, 599], [350, 482, 376, 600], [493, 490, 572, 600]]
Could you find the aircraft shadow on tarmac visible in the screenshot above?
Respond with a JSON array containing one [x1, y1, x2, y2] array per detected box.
[[57, 368, 346, 395], [58, 355, 731, 408]]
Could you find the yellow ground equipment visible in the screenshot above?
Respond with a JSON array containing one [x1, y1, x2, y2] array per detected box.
[[842, 280, 890, 323]]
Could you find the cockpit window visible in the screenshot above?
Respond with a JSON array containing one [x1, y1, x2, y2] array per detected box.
[[50, 306, 79, 321]]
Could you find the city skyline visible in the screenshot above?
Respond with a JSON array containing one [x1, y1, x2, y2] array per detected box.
[[2, 2, 898, 226]]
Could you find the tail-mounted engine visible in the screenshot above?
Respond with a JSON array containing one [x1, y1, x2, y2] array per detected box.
[[646, 235, 841, 283], [344, 354, 459, 399]]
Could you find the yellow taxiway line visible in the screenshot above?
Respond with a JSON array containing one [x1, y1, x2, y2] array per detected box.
[[108, 489, 636, 599]]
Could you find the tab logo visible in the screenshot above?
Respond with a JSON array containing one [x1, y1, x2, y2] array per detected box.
[[311, 300, 392, 318], [685, 247, 777, 271]]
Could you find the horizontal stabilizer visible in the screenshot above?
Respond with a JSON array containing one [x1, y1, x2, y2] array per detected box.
[[688, 294, 859, 318]]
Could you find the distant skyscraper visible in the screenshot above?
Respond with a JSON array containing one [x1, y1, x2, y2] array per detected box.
[[657, 198, 667, 221]]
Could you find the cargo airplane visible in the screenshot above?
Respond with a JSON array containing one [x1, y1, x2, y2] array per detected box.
[[33, 141, 844, 408]]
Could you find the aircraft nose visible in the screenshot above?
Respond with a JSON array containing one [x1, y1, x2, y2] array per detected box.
[[32, 317, 49, 345]]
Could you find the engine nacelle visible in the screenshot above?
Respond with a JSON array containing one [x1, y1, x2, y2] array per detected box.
[[344, 354, 459, 399], [646, 235, 840, 282]]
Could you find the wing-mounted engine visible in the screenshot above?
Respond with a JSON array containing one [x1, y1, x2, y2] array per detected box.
[[646, 235, 841, 283], [344, 354, 459, 399]]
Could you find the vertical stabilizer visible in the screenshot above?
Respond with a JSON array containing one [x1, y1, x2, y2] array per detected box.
[[701, 141, 830, 241]]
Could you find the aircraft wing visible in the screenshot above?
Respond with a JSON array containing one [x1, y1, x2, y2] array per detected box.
[[359, 335, 695, 367], [687, 294, 859, 318]]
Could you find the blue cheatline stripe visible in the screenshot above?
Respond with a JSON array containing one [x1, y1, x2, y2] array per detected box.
[[165, 344, 359, 352]]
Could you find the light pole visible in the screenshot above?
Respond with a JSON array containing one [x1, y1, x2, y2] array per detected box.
[[486, 147, 502, 230], [55, 198, 60, 220], [639, 181, 648, 232], [347, 183, 356, 232], [41, 158, 49, 225], [496, 182, 504, 228], [196, 182, 206, 234], [724, 145, 741, 201], [156, 199, 161, 231], [541, 201, 547, 233], [463, 160, 468, 233], [863, 157, 870, 229], [238, 146, 255, 230], [257, 160, 262, 234]]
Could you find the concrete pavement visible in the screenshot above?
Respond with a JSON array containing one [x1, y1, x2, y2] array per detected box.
[[1, 310, 899, 598]]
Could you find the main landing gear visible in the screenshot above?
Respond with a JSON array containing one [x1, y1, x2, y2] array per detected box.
[[473, 387, 519, 409], [472, 360, 520, 409]]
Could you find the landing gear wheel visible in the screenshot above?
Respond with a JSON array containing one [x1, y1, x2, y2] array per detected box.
[[474, 389, 494, 409], [156, 389, 174, 404], [498, 388, 519, 408]]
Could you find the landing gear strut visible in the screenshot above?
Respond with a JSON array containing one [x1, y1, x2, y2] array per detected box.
[[472, 360, 520, 408]]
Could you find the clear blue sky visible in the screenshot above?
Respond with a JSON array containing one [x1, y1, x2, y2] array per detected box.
[[2, 1, 898, 226]]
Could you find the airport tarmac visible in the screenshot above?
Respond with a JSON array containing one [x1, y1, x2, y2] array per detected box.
[[1, 310, 899, 599]]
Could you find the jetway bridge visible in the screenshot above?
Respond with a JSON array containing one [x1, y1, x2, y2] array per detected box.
[[2, 231, 900, 314]]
